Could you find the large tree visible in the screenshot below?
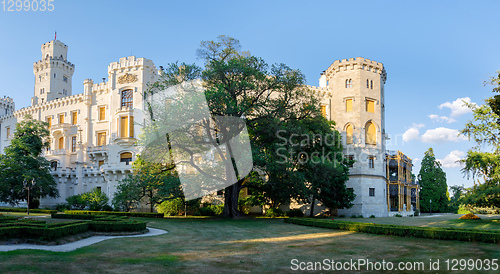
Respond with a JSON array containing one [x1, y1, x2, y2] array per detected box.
[[459, 91, 500, 208], [142, 35, 352, 217], [418, 148, 448, 213], [0, 115, 58, 207]]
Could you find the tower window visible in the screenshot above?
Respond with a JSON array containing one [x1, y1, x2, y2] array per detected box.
[[63, 89, 67, 95], [366, 99, 375, 113], [63, 76, 68, 83], [370, 80, 373, 89], [346, 155, 354, 167], [120, 152, 133, 165], [345, 79, 352, 88], [346, 124, 353, 144], [6, 127, 10, 139], [121, 89, 133, 108], [71, 136, 77, 152], [54, 73, 56, 78], [369, 188, 375, 196], [46, 117, 52, 129], [365, 122, 376, 145], [368, 156, 375, 169], [58, 114, 64, 124], [367, 79, 369, 88], [345, 99, 353, 112], [320, 105, 327, 117]]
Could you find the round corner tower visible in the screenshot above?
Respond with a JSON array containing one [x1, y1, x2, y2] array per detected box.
[[320, 57, 388, 217]]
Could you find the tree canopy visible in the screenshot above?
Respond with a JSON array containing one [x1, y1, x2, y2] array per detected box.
[[140, 35, 353, 217], [0, 115, 58, 206]]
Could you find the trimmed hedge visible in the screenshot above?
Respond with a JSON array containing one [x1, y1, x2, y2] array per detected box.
[[285, 218, 500, 244], [0, 215, 146, 241], [0, 207, 57, 214], [63, 210, 163, 218]]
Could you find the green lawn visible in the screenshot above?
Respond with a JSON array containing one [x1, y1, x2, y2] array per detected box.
[[0, 217, 499, 273], [0, 212, 50, 217], [335, 214, 500, 230]]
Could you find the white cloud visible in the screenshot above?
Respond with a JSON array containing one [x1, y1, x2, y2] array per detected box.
[[403, 124, 424, 143], [429, 114, 456, 123], [437, 150, 466, 168], [420, 127, 467, 143], [438, 97, 475, 117]]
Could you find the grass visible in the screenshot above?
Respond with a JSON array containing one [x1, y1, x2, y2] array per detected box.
[[0, 216, 499, 272], [0, 212, 50, 217], [333, 214, 500, 230]]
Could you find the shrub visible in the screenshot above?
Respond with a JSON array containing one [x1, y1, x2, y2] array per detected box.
[[414, 210, 420, 216], [286, 209, 304, 217], [350, 215, 357, 218], [0, 207, 56, 214], [198, 204, 224, 216], [156, 198, 184, 216], [55, 203, 69, 212], [459, 213, 481, 220], [265, 208, 284, 218], [394, 214, 402, 217], [66, 194, 88, 210], [82, 188, 110, 211], [358, 215, 364, 218], [369, 215, 375, 218], [102, 205, 114, 212]]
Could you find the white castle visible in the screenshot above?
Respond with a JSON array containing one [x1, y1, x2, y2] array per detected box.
[[0, 40, 418, 216]]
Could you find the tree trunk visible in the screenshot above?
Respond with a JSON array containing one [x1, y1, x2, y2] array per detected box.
[[224, 184, 241, 218], [150, 190, 154, 213], [309, 197, 315, 217]]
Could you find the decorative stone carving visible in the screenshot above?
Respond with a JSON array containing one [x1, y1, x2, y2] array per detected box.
[[117, 73, 138, 84]]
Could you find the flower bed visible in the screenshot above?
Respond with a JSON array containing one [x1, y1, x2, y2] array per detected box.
[[459, 213, 481, 220]]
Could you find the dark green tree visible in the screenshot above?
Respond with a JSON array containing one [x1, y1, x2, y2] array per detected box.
[[418, 148, 448, 213], [0, 115, 58, 207]]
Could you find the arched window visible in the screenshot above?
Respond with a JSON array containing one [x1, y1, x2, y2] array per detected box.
[[365, 122, 376, 145], [120, 152, 133, 165], [346, 124, 353, 144], [121, 89, 133, 108], [50, 161, 58, 171], [345, 79, 352, 88]]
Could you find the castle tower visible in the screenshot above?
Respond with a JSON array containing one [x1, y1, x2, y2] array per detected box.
[[320, 57, 388, 217], [0, 96, 15, 117], [32, 40, 75, 105]]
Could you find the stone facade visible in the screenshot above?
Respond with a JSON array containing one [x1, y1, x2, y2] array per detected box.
[[0, 40, 159, 207]]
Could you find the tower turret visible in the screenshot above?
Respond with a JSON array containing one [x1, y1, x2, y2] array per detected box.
[[32, 40, 75, 105]]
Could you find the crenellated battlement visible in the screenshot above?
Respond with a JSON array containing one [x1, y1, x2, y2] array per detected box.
[[108, 56, 155, 72], [33, 56, 75, 73], [306, 85, 331, 97], [323, 57, 386, 82], [0, 96, 14, 105]]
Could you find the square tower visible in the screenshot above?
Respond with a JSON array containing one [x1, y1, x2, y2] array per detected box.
[[32, 40, 75, 105]]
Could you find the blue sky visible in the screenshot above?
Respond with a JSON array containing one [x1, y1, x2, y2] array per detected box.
[[1, 0, 499, 188]]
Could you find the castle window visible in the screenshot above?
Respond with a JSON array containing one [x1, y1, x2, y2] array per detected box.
[[121, 89, 133, 108], [366, 99, 375, 113], [54, 73, 56, 78], [97, 132, 106, 146], [71, 136, 77, 152], [40, 88, 44, 94], [63, 76, 68, 83], [345, 99, 353, 112], [320, 105, 327, 117], [50, 161, 58, 171], [98, 160, 104, 167], [365, 122, 376, 145], [120, 152, 133, 165], [39, 75, 42, 82], [346, 155, 354, 167], [346, 124, 353, 144], [367, 79, 369, 88], [58, 114, 64, 124], [368, 156, 375, 168], [71, 112, 77, 125], [63, 89, 67, 95], [345, 79, 352, 88], [58, 137, 64, 150], [119, 116, 134, 138], [99, 106, 106, 121], [46, 117, 51, 129], [6, 127, 10, 139], [370, 80, 373, 89], [369, 188, 375, 196]]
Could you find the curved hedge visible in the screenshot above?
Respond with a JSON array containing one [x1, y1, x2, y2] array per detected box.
[[0, 207, 57, 214], [285, 218, 500, 244]]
